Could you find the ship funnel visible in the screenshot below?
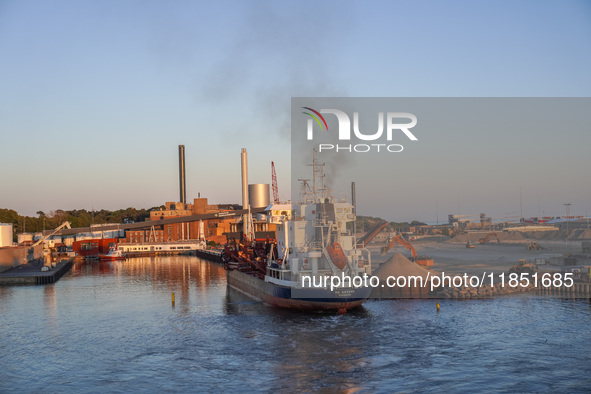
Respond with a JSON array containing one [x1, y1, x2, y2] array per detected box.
[[179, 145, 186, 204]]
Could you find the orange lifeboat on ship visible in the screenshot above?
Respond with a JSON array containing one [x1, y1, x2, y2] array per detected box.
[[325, 241, 348, 270]]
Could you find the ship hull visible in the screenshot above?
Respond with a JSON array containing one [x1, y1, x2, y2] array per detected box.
[[98, 255, 125, 261], [227, 269, 371, 312]]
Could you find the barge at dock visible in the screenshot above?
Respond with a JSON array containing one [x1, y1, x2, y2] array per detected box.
[[222, 149, 372, 312]]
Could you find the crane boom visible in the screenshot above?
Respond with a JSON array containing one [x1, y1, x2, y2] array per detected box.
[[357, 221, 388, 247], [381, 234, 417, 258], [381, 234, 433, 267], [32, 221, 72, 247], [271, 161, 279, 203]]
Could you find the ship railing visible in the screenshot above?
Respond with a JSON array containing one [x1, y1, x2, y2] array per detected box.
[[299, 234, 321, 251], [305, 240, 323, 251], [313, 219, 329, 228], [293, 242, 321, 254], [293, 246, 305, 254]]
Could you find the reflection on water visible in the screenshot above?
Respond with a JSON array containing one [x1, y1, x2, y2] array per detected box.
[[1, 256, 590, 392], [71, 256, 227, 286], [69, 256, 228, 315], [43, 284, 58, 328], [223, 288, 372, 391]]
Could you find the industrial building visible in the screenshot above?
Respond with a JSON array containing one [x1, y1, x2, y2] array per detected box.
[[6, 146, 278, 262], [137, 197, 236, 245], [122, 146, 276, 246]]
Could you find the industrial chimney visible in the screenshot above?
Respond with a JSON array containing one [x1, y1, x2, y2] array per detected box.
[[241, 148, 250, 239], [179, 145, 186, 204]]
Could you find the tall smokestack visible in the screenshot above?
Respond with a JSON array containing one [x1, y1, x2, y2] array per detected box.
[[179, 145, 186, 204], [241, 148, 250, 239]]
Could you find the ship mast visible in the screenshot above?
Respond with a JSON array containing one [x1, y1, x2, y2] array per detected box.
[[298, 178, 312, 203], [308, 149, 327, 202]]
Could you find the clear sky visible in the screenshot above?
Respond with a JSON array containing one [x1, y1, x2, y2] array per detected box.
[[1, 0, 590, 222]]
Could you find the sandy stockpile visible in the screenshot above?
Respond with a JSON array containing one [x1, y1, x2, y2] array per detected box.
[[448, 229, 591, 244], [523, 229, 591, 241], [373, 253, 432, 281], [370, 252, 540, 298], [447, 232, 527, 243], [370, 253, 433, 298]]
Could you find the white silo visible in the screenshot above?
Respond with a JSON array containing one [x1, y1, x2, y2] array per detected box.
[[249, 184, 270, 221], [0, 223, 13, 247]]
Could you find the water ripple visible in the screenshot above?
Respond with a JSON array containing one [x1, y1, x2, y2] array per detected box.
[[1, 258, 590, 392]]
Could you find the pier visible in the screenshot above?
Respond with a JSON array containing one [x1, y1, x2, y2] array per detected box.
[[195, 249, 223, 263], [538, 282, 591, 297], [0, 259, 73, 285]]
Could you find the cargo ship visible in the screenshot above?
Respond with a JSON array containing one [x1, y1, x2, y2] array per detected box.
[[222, 150, 372, 313]]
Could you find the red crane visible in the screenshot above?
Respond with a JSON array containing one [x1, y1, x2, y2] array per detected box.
[[380, 234, 434, 267], [271, 161, 279, 203]]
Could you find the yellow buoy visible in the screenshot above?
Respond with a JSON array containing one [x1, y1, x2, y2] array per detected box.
[[172, 292, 175, 305], [436, 302, 440, 311]]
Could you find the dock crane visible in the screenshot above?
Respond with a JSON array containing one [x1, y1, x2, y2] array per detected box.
[[381, 234, 434, 267], [30, 221, 71, 268], [271, 162, 279, 203], [32, 221, 71, 247]]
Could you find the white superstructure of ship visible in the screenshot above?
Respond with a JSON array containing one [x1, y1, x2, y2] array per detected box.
[[223, 150, 373, 312]]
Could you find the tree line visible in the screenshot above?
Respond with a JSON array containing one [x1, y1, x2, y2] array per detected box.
[[356, 215, 427, 233], [0, 208, 426, 241], [0, 206, 164, 236]]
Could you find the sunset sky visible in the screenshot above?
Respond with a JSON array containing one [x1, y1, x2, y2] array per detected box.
[[1, 0, 590, 222]]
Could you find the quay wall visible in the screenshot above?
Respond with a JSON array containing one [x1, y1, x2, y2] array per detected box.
[[0, 259, 73, 285]]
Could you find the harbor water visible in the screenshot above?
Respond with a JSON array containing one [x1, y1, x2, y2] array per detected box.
[[1, 256, 590, 392]]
